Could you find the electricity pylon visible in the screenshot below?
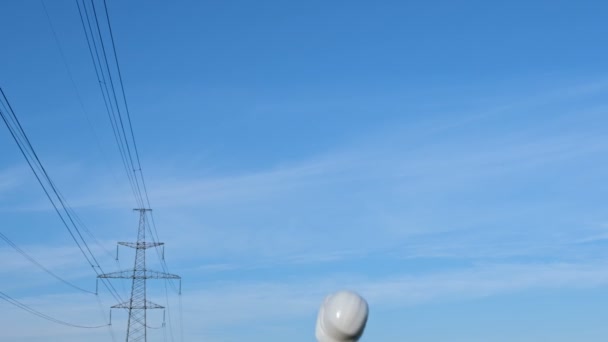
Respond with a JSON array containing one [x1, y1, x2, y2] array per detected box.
[[99, 209, 181, 342]]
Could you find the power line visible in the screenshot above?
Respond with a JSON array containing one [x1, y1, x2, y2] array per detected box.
[[75, 1, 183, 340], [41, 0, 125, 266], [101, 0, 143, 170], [76, 0, 178, 287], [0, 88, 124, 305], [40, 0, 124, 197], [0, 89, 94, 269], [1, 87, 124, 337], [0, 291, 109, 329], [89, 0, 145, 206], [0, 232, 96, 295], [75, 0, 144, 209], [3, 2, 182, 339]]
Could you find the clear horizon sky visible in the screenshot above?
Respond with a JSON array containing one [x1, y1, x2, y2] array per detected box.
[[1, 0, 608, 341]]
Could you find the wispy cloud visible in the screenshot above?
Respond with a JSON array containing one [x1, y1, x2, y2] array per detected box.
[[174, 260, 608, 340], [4, 259, 606, 341], [3, 80, 608, 340], [0, 165, 26, 195], [9, 91, 602, 268], [357, 261, 608, 306]]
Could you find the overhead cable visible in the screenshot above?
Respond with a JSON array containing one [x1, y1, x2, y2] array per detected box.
[[0, 291, 109, 329], [0, 232, 96, 295], [0, 88, 124, 305]]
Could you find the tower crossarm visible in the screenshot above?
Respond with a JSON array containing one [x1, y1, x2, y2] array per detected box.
[[118, 241, 164, 249], [98, 269, 181, 279], [145, 270, 180, 279], [111, 300, 164, 310]]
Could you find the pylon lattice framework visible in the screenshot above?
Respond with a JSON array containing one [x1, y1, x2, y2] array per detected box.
[[99, 209, 181, 342]]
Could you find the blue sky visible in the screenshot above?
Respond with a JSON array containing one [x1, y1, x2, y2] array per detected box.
[[1, 0, 608, 341]]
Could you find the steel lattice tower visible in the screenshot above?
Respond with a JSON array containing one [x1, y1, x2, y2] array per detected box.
[[99, 209, 181, 342]]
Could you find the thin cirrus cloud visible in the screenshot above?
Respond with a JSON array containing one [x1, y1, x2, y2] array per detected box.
[[1, 80, 608, 340], [2, 259, 608, 342], [4, 80, 608, 268]]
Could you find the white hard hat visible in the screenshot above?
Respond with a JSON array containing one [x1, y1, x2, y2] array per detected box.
[[316, 290, 369, 342]]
